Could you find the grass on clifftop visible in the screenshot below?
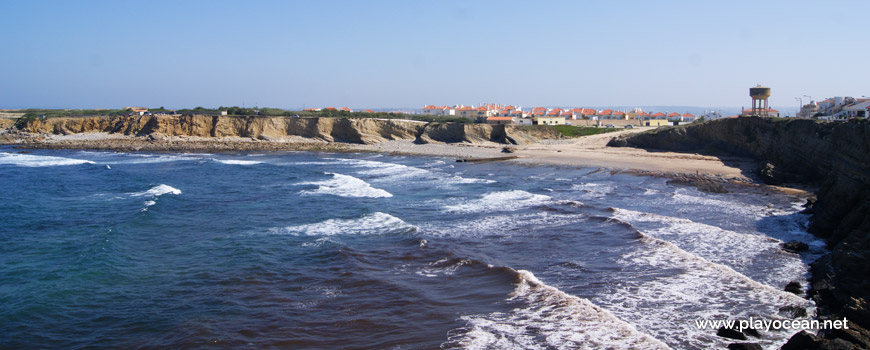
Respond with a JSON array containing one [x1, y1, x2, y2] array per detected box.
[[551, 125, 621, 137]]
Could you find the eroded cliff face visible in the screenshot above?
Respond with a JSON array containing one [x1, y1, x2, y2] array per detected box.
[[610, 117, 870, 347], [16, 115, 558, 146]]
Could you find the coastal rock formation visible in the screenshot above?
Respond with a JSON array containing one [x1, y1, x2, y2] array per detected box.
[[13, 115, 559, 147], [609, 117, 870, 348], [0, 118, 14, 129]]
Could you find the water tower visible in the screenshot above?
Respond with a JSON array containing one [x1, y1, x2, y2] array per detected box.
[[749, 85, 771, 116]]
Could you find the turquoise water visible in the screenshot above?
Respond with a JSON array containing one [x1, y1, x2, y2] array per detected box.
[[0, 147, 823, 349]]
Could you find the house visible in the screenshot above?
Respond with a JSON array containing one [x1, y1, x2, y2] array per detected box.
[[645, 119, 670, 127], [842, 100, 870, 118], [651, 112, 666, 119], [364, 109, 375, 113], [422, 105, 441, 115], [635, 111, 650, 120], [486, 116, 514, 125], [303, 108, 321, 112], [533, 116, 565, 125], [531, 107, 548, 117], [127, 107, 148, 116], [324, 107, 337, 111], [681, 113, 696, 122], [340, 107, 352, 112]]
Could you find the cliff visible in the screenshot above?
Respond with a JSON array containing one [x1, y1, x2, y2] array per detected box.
[[12, 115, 558, 146], [610, 117, 870, 348]]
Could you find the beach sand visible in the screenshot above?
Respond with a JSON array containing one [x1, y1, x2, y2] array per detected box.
[[6, 128, 808, 195]]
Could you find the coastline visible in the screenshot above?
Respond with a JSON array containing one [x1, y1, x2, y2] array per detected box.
[[2, 130, 812, 197]]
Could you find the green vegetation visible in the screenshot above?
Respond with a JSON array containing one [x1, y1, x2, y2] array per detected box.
[[551, 125, 621, 137], [13, 108, 128, 119], [13, 113, 39, 129], [7, 106, 479, 126]]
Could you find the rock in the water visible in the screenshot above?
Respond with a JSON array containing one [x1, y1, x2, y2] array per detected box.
[[743, 327, 761, 338], [727, 343, 762, 350], [785, 281, 803, 295], [781, 241, 810, 253], [781, 331, 824, 350], [717, 326, 748, 340], [780, 305, 808, 318]]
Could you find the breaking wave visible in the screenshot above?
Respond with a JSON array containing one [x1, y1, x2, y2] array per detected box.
[[130, 184, 182, 197], [444, 190, 551, 213], [300, 173, 393, 198], [265, 212, 415, 236], [443, 269, 670, 350], [0, 153, 95, 167]]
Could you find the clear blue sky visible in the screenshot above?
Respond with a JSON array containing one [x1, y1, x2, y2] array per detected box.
[[1, 0, 866, 110]]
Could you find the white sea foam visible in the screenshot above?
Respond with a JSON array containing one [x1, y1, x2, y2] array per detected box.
[[444, 190, 551, 213], [110, 154, 201, 164], [213, 159, 263, 165], [0, 153, 95, 167], [423, 212, 579, 238], [571, 183, 616, 198], [611, 208, 808, 288], [144, 200, 156, 207], [130, 184, 182, 197], [267, 212, 415, 236], [300, 173, 393, 198], [594, 232, 814, 349], [328, 158, 494, 185], [671, 189, 766, 217], [443, 269, 670, 350]]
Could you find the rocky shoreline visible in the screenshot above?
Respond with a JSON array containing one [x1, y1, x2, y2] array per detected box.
[[611, 117, 870, 349]]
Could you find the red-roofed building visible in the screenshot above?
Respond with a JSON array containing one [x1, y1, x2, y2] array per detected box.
[[422, 104, 456, 116], [651, 112, 666, 119], [324, 107, 337, 111], [547, 108, 563, 116], [340, 107, 352, 112], [486, 116, 515, 125], [364, 109, 375, 113], [532, 107, 547, 116]]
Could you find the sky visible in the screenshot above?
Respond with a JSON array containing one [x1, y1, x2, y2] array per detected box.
[[1, 0, 867, 111]]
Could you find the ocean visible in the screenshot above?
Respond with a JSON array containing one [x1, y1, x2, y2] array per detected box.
[[0, 147, 824, 349]]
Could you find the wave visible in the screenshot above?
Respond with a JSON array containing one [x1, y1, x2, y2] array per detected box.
[[212, 159, 263, 165], [266, 212, 415, 236], [0, 153, 95, 167], [671, 189, 766, 217], [300, 173, 393, 198], [571, 183, 616, 198], [326, 158, 494, 185], [423, 211, 582, 239], [594, 227, 813, 349], [109, 154, 202, 164], [611, 208, 809, 288], [444, 190, 551, 213], [443, 269, 670, 350], [130, 184, 182, 197]]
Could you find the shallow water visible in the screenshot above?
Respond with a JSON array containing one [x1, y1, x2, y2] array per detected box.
[[0, 147, 823, 349]]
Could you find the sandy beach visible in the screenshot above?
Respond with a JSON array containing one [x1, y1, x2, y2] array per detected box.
[[5, 127, 801, 194], [354, 128, 757, 180]]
